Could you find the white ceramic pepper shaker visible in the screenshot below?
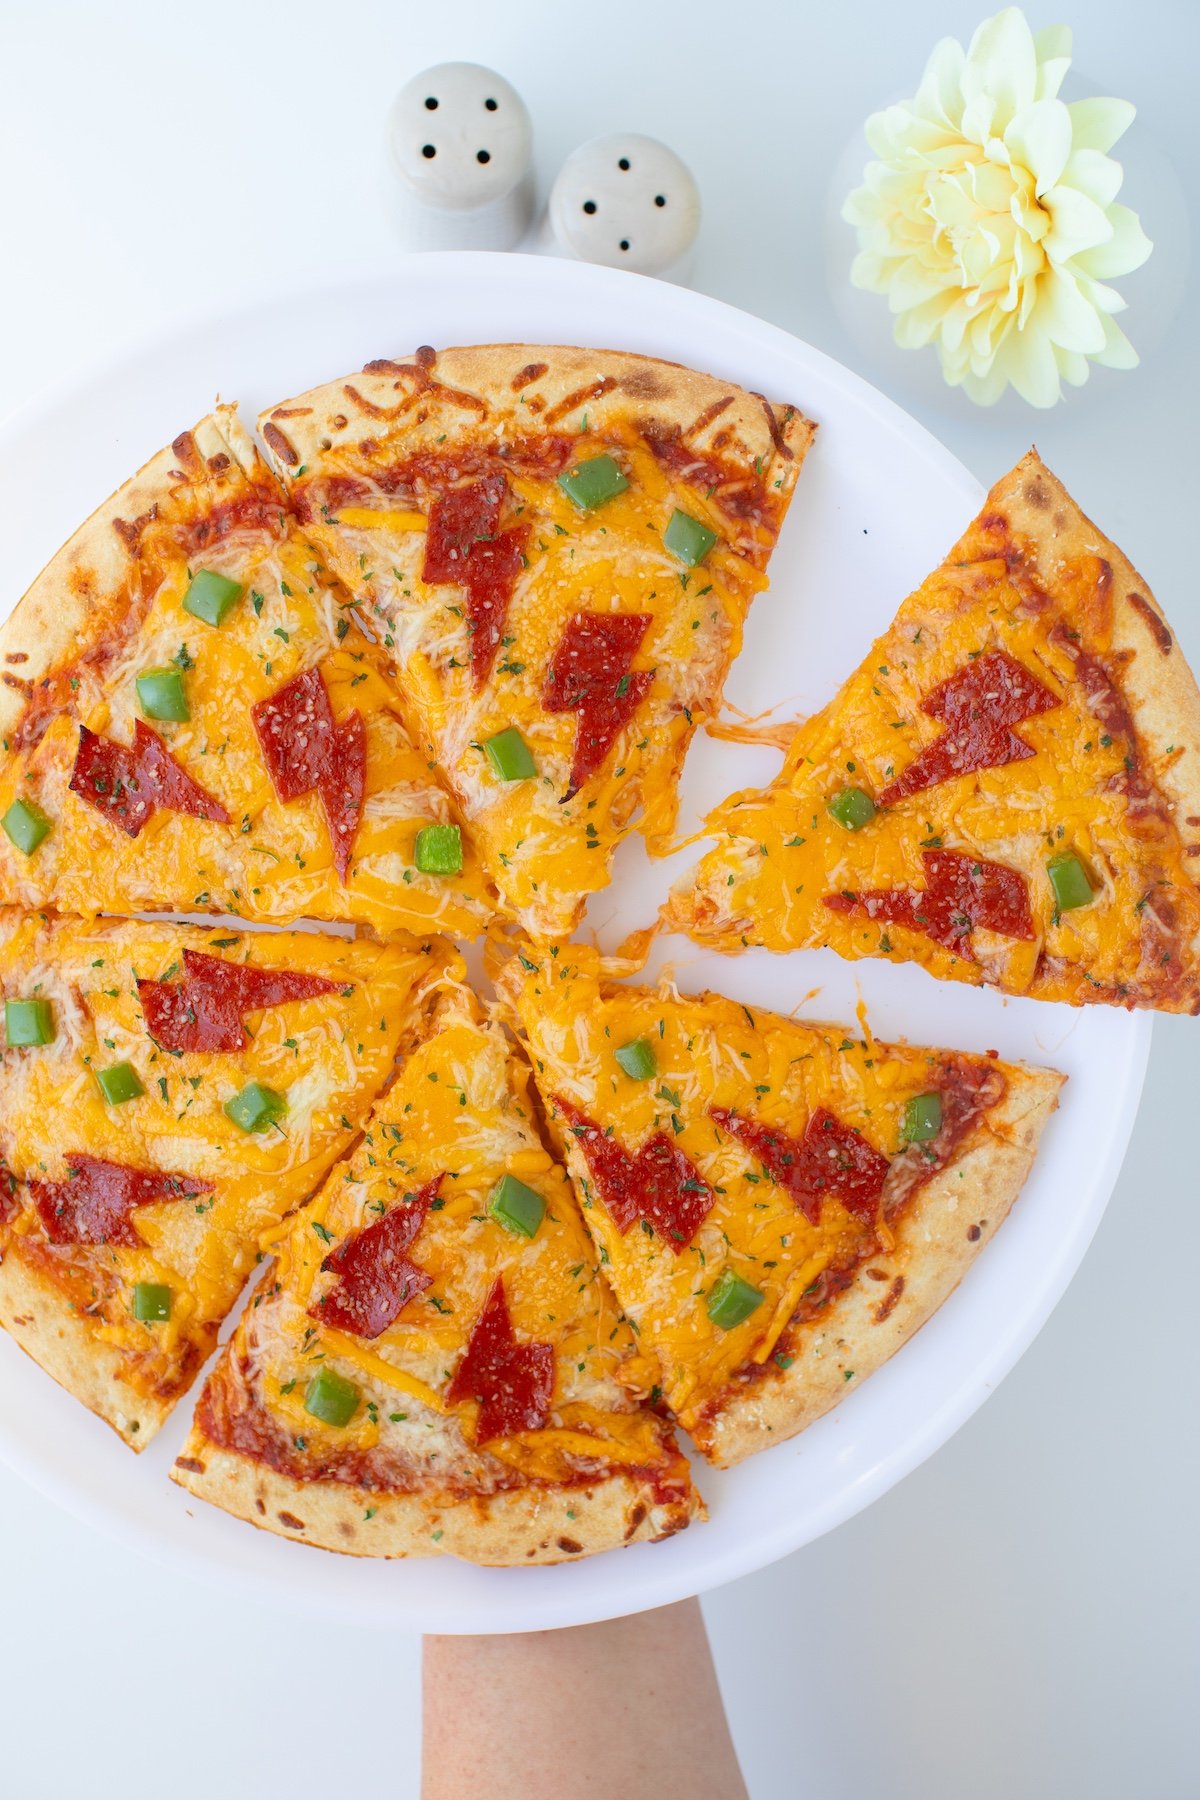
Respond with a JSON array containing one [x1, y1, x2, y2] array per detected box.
[[547, 134, 700, 283], [385, 63, 535, 251]]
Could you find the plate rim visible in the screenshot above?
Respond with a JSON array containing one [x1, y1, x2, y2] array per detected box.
[[0, 252, 1152, 1631]]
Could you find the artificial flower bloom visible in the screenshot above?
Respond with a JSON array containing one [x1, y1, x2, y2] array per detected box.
[[843, 7, 1152, 407]]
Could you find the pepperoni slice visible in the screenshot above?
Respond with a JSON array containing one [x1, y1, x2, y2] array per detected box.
[[879, 650, 1059, 805], [542, 613, 654, 798], [311, 1174, 441, 1339], [137, 948, 342, 1054], [421, 476, 506, 584], [421, 478, 527, 688], [825, 847, 1035, 956], [322, 709, 366, 882], [446, 1276, 554, 1444], [28, 1155, 212, 1248], [711, 1105, 890, 1224], [69, 722, 229, 838], [464, 525, 530, 686], [251, 667, 365, 881], [554, 1096, 715, 1251]]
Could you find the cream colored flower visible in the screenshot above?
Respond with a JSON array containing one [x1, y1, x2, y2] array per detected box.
[[843, 7, 1152, 407]]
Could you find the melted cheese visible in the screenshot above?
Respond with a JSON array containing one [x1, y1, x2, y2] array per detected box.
[[0, 525, 494, 939], [675, 541, 1200, 1006], [236, 990, 674, 1485], [302, 433, 770, 937], [0, 910, 451, 1398], [504, 944, 993, 1431]]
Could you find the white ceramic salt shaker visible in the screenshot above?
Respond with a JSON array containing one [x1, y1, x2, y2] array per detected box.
[[385, 63, 535, 251], [547, 134, 700, 283]]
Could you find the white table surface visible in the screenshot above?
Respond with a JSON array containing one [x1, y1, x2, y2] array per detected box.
[[1, 4, 1196, 1796]]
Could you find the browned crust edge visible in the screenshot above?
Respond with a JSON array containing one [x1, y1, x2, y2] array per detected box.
[[986, 448, 1200, 883], [697, 1065, 1065, 1466], [0, 407, 270, 741], [257, 341, 816, 514], [170, 1426, 701, 1565], [0, 1243, 173, 1449]]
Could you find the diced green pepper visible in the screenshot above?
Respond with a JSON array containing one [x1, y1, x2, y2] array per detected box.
[[615, 1038, 657, 1081], [558, 453, 630, 511], [706, 1269, 765, 1331], [827, 786, 876, 831], [663, 509, 717, 567], [902, 1092, 942, 1144], [136, 666, 190, 723], [223, 1081, 286, 1133], [5, 997, 54, 1047], [2, 796, 51, 856], [1047, 851, 1094, 913], [484, 727, 536, 782], [96, 1062, 145, 1106], [182, 568, 244, 628], [304, 1366, 359, 1428], [132, 1282, 172, 1322], [488, 1173, 546, 1239], [415, 822, 463, 876]]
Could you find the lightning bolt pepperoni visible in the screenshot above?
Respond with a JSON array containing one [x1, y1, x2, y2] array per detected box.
[[710, 1106, 890, 1224], [137, 948, 342, 1054], [446, 1276, 554, 1444], [554, 1095, 715, 1251], [251, 666, 364, 881], [825, 847, 1035, 956], [310, 1175, 442, 1339], [421, 476, 529, 687], [542, 613, 654, 799], [878, 650, 1059, 805], [69, 722, 230, 838], [28, 1156, 212, 1248]]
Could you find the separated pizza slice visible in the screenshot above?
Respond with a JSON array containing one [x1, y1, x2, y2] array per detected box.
[[666, 451, 1200, 1011], [497, 944, 1062, 1467], [0, 407, 494, 938], [172, 971, 699, 1562], [0, 910, 450, 1446], [258, 344, 815, 937]]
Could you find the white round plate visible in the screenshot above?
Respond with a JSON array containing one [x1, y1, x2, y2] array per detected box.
[[0, 253, 1149, 1631]]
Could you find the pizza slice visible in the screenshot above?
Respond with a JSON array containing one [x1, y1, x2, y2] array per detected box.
[[665, 452, 1200, 1011], [172, 974, 699, 1563], [0, 910, 450, 1445], [0, 407, 494, 938], [257, 344, 814, 937], [497, 944, 1063, 1467]]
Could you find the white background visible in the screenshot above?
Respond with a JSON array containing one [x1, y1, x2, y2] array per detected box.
[[0, 3, 1196, 1796]]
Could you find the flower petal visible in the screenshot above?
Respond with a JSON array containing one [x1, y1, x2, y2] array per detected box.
[[962, 6, 1038, 132], [1093, 312, 1140, 370], [1042, 184, 1115, 260], [1005, 99, 1072, 196], [1073, 203, 1153, 279], [914, 34, 968, 128], [1066, 96, 1136, 154], [1060, 146, 1124, 210], [1033, 24, 1072, 103], [1032, 265, 1107, 354], [1001, 319, 1063, 407]]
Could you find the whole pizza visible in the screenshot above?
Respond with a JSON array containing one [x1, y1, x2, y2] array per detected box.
[[0, 342, 1195, 1563]]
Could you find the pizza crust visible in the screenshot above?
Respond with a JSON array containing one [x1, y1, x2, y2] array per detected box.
[[0, 1241, 174, 1448], [694, 1065, 1064, 1466], [0, 407, 271, 741], [171, 1427, 701, 1565], [259, 341, 815, 518], [985, 449, 1200, 884]]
